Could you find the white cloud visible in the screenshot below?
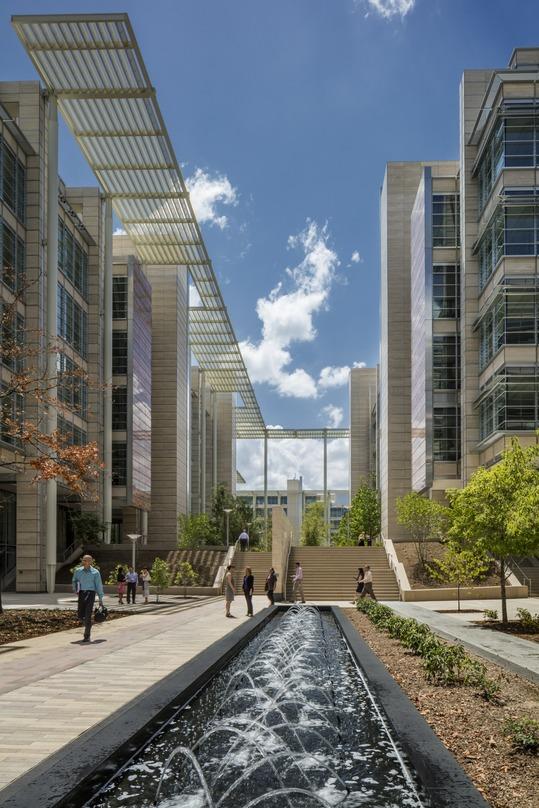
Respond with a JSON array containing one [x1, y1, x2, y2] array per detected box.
[[350, 250, 362, 263], [186, 168, 238, 230], [321, 404, 344, 428], [236, 437, 349, 489], [364, 0, 415, 19], [189, 284, 202, 307], [113, 227, 127, 236], [239, 221, 339, 399], [318, 362, 366, 389]]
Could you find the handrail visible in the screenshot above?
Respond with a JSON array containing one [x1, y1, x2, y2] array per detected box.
[[380, 534, 410, 597], [507, 556, 532, 594], [213, 542, 237, 590]]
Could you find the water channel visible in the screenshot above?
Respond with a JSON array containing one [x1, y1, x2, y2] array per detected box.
[[88, 606, 427, 808]]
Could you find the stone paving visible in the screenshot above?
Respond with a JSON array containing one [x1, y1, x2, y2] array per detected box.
[[0, 594, 268, 794], [390, 598, 539, 684]]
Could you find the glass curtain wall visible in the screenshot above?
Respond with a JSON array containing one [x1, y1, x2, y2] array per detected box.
[[477, 101, 539, 210], [433, 406, 460, 461], [479, 367, 539, 440], [432, 264, 460, 318], [432, 334, 460, 390], [432, 194, 460, 247], [478, 202, 539, 288], [479, 281, 539, 370]]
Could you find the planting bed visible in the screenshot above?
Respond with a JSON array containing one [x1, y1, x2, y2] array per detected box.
[[0, 609, 130, 645], [345, 608, 539, 808]]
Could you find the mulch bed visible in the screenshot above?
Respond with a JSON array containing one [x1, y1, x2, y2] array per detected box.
[[344, 608, 539, 808], [477, 620, 539, 645], [0, 608, 130, 645]]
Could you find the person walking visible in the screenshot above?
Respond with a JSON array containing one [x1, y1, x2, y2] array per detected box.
[[265, 567, 277, 606], [354, 567, 365, 600], [72, 554, 104, 643], [359, 565, 377, 600], [224, 564, 236, 617], [125, 566, 138, 604], [117, 565, 126, 605], [292, 561, 305, 604], [238, 528, 249, 552], [140, 568, 151, 604], [243, 566, 254, 616]]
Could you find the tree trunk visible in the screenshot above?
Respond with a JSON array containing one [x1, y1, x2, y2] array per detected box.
[[500, 557, 508, 624]]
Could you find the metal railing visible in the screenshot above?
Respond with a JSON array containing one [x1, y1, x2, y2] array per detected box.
[[507, 556, 532, 594], [380, 534, 410, 598]]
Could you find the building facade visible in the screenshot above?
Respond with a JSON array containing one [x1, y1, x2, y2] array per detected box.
[[376, 48, 539, 541], [349, 366, 378, 498]]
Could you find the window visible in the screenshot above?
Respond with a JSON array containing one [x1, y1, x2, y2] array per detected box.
[[0, 219, 25, 293], [112, 386, 128, 430], [255, 496, 265, 505], [1, 304, 24, 372], [433, 406, 460, 461], [58, 219, 88, 298], [267, 496, 278, 505], [280, 496, 288, 505], [113, 277, 128, 319], [57, 284, 88, 359], [58, 416, 87, 446], [112, 442, 127, 485], [112, 331, 128, 375], [0, 387, 23, 447], [477, 102, 539, 210], [432, 334, 460, 390], [432, 264, 460, 319], [478, 203, 539, 289], [479, 285, 538, 370], [479, 367, 539, 440], [0, 137, 25, 223], [432, 194, 460, 247], [58, 354, 88, 418]]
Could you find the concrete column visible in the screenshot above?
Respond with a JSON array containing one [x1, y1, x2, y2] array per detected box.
[[212, 392, 218, 493], [200, 371, 207, 513], [323, 430, 328, 545], [141, 510, 148, 545], [263, 431, 268, 542], [45, 94, 58, 594], [103, 197, 113, 542]]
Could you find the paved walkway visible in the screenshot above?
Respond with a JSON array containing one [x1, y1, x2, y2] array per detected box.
[[390, 599, 539, 684], [0, 594, 268, 793]]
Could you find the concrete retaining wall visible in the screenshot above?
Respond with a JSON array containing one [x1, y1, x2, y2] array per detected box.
[[402, 584, 528, 602]]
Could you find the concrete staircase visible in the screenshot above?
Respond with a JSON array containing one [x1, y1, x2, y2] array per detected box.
[[511, 557, 539, 596], [235, 551, 273, 594], [285, 546, 400, 602], [56, 545, 227, 587]]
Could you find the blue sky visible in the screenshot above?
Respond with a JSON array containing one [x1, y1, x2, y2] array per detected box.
[[2, 0, 539, 489]]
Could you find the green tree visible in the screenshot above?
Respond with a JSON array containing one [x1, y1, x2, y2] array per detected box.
[[301, 501, 325, 546], [447, 437, 539, 623], [336, 481, 381, 546], [428, 542, 490, 612], [69, 511, 107, 545], [174, 561, 199, 598], [150, 557, 171, 603], [177, 513, 218, 549], [396, 492, 451, 570]]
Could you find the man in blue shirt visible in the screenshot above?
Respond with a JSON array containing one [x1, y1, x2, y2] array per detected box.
[[125, 566, 139, 604], [72, 555, 105, 642]]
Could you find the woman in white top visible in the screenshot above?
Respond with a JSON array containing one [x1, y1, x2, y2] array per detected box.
[[140, 568, 151, 604]]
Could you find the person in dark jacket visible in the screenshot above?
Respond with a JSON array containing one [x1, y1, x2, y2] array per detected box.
[[243, 567, 254, 616], [117, 565, 126, 605], [354, 567, 365, 600], [265, 567, 277, 605]]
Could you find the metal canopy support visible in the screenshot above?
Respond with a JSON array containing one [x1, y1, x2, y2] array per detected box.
[[12, 12, 266, 440], [323, 429, 328, 546], [200, 371, 207, 513], [103, 197, 113, 543], [263, 431, 268, 544], [212, 392, 218, 494], [45, 93, 58, 594]]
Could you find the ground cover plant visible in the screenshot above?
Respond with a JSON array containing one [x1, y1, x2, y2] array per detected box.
[[0, 608, 129, 645], [346, 603, 539, 808]]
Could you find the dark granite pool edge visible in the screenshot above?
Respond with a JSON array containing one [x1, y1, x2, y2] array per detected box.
[[0, 606, 277, 808], [333, 606, 491, 808]]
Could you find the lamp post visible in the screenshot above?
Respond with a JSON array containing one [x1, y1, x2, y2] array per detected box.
[[126, 534, 141, 570], [224, 509, 232, 548]]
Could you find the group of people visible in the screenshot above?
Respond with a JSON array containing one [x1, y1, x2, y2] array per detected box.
[[354, 565, 377, 600], [221, 560, 309, 617], [115, 566, 151, 605]]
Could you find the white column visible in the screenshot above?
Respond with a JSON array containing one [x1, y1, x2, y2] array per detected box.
[[263, 431, 268, 543], [103, 197, 113, 543], [141, 510, 148, 545], [200, 371, 207, 513], [323, 430, 329, 545], [45, 94, 58, 594], [212, 392, 218, 493]]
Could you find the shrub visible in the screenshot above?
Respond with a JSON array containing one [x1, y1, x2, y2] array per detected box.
[[174, 561, 199, 598], [503, 717, 539, 753], [516, 608, 539, 631], [483, 608, 498, 621], [150, 557, 171, 603]]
